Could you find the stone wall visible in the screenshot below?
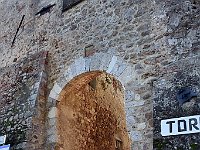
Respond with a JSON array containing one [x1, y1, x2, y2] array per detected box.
[[46, 52, 154, 150], [153, 56, 200, 150], [152, 0, 200, 149], [0, 51, 48, 149], [0, 0, 199, 149], [0, 0, 164, 86]]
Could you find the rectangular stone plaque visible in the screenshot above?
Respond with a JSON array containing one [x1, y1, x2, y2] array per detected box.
[[0, 135, 6, 145], [0, 145, 10, 150], [161, 115, 200, 136]]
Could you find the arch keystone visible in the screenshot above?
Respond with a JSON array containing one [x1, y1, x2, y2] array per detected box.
[[99, 53, 113, 71], [90, 53, 103, 71]]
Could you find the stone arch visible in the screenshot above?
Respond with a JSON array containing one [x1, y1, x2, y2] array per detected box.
[[46, 52, 138, 149]]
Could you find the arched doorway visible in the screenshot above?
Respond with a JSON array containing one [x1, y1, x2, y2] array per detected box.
[[46, 53, 153, 149], [56, 71, 130, 150]]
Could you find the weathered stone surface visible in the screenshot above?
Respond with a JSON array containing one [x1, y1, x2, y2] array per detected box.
[[131, 131, 143, 142], [0, 51, 48, 150], [0, 0, 199, 149], [57, 73, 131, 150], [153, 56, 200, 150]]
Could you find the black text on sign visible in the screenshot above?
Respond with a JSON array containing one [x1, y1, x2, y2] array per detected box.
[[161, 115, 200, 136]]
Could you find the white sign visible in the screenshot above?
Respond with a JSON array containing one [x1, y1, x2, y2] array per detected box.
[[161, 115, 200, 136], [0, 135, 6, 145], [0, 145, 10, 150]]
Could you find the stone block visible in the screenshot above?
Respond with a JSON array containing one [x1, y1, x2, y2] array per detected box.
[[118, 66, 135, 85], [107, 56, 117, 73], [126, 115, 136, 126], [70, 63, 77, 78], [125, 90, 135, 102], [168, 38, 178, 46], [131, 131, 142, 142], [75, 57, 86, 74], [99, 53, 112, 71], [135, 94, 141, 101], [34, 82, 40, 89], [125, 100, 144, 108], [110, 58, 127, 77], [49, 89, 59, 100], [47, 97, 56, 104], [57, 75, 68, 90], [85, 57, 91, 72], [52, 83, 62, 94], [49, 118, 56, 126], [29, 94, 38, 101], [47, 98, 57, 108], [48, 107, 57, 119], [125, 107, 135, 116], [90, 53, 102, 71], [47, 134, 58, 144], [137, 123, 146, 130], [64, 67, 73, 83], [47, 126, 57, 136]]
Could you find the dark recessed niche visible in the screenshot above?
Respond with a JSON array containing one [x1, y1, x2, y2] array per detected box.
[[62, 0, 84, 12], [115, 138, 122, 150], [176, 87, 197, 105]]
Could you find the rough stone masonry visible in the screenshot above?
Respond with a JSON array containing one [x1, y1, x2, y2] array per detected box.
[[0, 0, 199, 150]]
